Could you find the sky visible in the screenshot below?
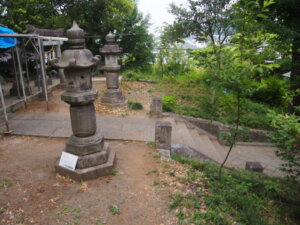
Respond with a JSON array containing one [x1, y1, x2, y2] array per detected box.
[[137, 0, 187, 35]]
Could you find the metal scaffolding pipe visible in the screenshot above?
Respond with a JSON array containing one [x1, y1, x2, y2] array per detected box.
[[0, 33, 68, 41], [11, 48, 21, 98], [0, 82, 10, 132], [14, 44, 27, 108], [22, 40, 30, 83], [37, 36, 49, 110]]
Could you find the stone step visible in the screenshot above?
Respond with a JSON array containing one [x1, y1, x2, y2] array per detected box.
[[211, 139, 227, 159], [171, 121, 197, 149], [189, 129, 224, 163]]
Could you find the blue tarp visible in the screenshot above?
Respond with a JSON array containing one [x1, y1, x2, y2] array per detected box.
[[0, 26, 16, 49]]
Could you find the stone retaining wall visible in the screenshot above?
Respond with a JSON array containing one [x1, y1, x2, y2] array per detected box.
[[166, 113, 269, 143]]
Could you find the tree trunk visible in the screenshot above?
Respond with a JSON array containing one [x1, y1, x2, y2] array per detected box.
[[290, 37, 300, 116]]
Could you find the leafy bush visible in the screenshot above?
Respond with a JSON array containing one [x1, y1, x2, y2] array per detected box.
[[240, 100, 273, 129], [162, 95, 177, 112], [267, 111, 300, 177], [171, 155, 300, 225], [250, 76, 288, 107], [122, 70, 157, 81], [128, 100, 143, 110], [154, 45, 198, 76]]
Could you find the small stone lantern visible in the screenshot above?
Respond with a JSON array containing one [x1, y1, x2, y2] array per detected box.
[[53, 21, 116, 181], [100, 32, 127, 106]]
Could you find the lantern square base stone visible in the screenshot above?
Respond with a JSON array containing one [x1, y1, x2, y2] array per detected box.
[[55, 145, 116, 181], [101, 89, 127, 107]]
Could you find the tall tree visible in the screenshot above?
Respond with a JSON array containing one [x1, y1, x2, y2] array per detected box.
[[266, 0, 300, 114], [0, 0, 154, 68], [0, 0, 63, 32], [168, 0, 233, 68], [119, 6, 154, 69]]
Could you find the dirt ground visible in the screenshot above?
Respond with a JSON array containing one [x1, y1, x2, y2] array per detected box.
[[0, 80, 199, 225], [0, 136, 179, 225], [17, 81, 154, 118]]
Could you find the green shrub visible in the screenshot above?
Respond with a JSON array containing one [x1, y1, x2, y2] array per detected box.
[[122, 70, 157, 81], [171, 155, 300, 225], [128, 100, 143, 110], [267, 111, 300, 178], [162, 95, 177, 112], [240, 100, 273, 129], [250, 76, 288, 107]]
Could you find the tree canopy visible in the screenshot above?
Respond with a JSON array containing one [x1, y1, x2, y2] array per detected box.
[[0, 0, 154, 68]]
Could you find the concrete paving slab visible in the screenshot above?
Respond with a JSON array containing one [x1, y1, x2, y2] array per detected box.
[[0, 112, 286, 177]]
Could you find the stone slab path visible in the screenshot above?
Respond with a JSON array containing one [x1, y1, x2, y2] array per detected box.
[[1, 113, 156, 141], [0, 113, 285, 177]]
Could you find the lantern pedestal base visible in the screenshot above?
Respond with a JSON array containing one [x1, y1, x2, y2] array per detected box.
[[101, 89, 127, 107], [55, 143, 116, 181]]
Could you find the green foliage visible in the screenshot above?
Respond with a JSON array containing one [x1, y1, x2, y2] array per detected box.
[[146, 141, 155, 148], [120, 6, 155, 69], [155, 44, 197, 76], [267, 111, 300, 177], [151, 71, 276, 130], [0, 0, 153, 68], [220, 126, 250, 146], [109, 205, 120, 215], [111, 169, 118, 175], [0, 178, 12, 188], [122, 70, 157, 81], [169, 0, 233, 44], [171, 154, 300, 225], [128, 100, 143, 110], [162, 95, 177, 112], [240, 100, 273, 129], [250, 76, 289, 107]]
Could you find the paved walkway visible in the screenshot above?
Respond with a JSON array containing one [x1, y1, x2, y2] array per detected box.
[[0, 113, 285, 177], [1, 113, 156, 141]]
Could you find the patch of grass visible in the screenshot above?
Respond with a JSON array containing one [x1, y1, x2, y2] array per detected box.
[[109, 205, 120, 215], [169, 192, 200, 209], [163, 162, 170, 168], [128, 100, 143, 110], [111, 169, 118, 175], [121, 112, 128, 117], [0, 207, 6, 214], [168, 170, 176, 176], [153, 153, 161, 159], [153, 179, 161, 186], [73, 214, 81, 220], [60, 205, 70, 214], [146, 169, 159, 175], [72, 208, 81, 213], [162, 95, 177, 112], [155, 73, 281, 130], [170, 154, 300, 225], [146, 141, 155, 148], [0, 178, 12, 188]]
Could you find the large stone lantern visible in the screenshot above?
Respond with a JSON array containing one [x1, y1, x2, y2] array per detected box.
[[53, 21, 116, 181], [100, 32, 127, 106]]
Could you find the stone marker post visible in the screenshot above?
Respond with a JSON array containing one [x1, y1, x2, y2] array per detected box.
[[245, 161, 264, 173], [155, 121, 172, 160], [53, 21, 116, 181], [150, 97, 163, 118], [100, 32, 127, 106]]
